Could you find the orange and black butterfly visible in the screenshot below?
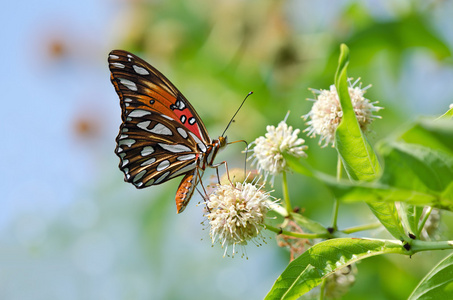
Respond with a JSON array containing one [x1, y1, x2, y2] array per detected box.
[[108, 50, 229, 213]]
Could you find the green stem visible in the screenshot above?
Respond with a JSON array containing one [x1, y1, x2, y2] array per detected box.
[[336, 156, 343, 180], [330, 199, 339, 231], [330, 157, 343, 230], [319, 278, 326, 300], [341, 222, 382, 234], [417, 206, 433, 235], [410, 240, 453, 253], [282, 171, 292, 215], [265, 224, 329, 239]]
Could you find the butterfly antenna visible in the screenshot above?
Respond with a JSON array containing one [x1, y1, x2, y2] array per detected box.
[[221, 91, 253, 137]]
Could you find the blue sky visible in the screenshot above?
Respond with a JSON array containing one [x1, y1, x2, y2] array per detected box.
[[1, 0, 120, 222]]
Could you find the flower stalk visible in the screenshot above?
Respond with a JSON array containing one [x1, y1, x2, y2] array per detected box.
[[282, 171, 292, 216], [330, 157, 343, 231], [265, 224, 329, 239]]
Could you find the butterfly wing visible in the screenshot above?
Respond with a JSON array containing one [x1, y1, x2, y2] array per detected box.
[[108, 50, 211, 143], [175, 169, 203, 213], [109, 50, 216, 212], [116, 111, 205, 188]]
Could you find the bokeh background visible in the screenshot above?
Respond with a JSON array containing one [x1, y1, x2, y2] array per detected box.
[[2, 0, 453, 299]]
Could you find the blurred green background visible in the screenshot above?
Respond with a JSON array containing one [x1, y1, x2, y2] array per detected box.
[[2, 0, 453, 299]]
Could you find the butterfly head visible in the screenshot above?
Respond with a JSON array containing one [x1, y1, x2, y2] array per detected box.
[[217, 136, 228, 149], [203, 136, 227, 168]]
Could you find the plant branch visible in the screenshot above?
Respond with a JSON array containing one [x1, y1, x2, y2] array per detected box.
[[341, 222, 382, 234], [410, 240, 453, 253], [265, 224, 330, 239]]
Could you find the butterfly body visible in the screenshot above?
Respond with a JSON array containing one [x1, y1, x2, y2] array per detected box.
[[108, 50, 226, 213]]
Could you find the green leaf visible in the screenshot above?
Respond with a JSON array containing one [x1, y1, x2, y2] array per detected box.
[[314, 171, 452, 211], [409, 252, 453, 300], [265, 238, 405, 300], [283, 153, 314, 177], [334, 44, 403, 239], [314, 171, 433, 204], [334, 44, 381, 181], [324, 14, 452, 78], [441, 182, 453, 204], [285, 152, 449, 213], [399, 203, 425, 238], [333, 182, 437, 205], [378, 141, 453, 194], [378, 137, 453, 236], [367, 202, 406, 240], [291, 212, 327, 234], [399, 119, 453, 156], [437, 107, 453, 121]]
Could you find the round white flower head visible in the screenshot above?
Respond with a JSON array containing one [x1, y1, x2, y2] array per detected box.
[[247, 114, 308, 184], [303, 78, 383, 147], [205, 182, 271, 257]]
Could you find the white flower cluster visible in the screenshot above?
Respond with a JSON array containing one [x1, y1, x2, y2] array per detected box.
[[205, 182, 271, 257], [248, 118, 307, 183], [304, 78, 382, 147]]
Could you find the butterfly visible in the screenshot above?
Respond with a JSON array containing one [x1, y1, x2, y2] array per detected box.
[[108, 50, 228, 213]]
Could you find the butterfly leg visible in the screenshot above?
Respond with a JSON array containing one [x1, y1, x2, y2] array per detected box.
[[215, 165, 221, 184], [195, 166, 209, 198], [210, 160, 231, 185], [193, 166, 214, 212], [195, 185, 212, 213]]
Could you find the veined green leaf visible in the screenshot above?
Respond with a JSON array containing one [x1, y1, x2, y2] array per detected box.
[[284, 152, 447, 208], [291, 212, 327, 234], [314, 171, 451, 211], [334, 44, 381, 181], [315, 172, 435, 205], [334, 44, 402, 240], [399, 203, 425, 238], [378, 141, 453, 194], [265, 238, 404, 300], [378, 139, 453, 234], [409, 252, 453, 300], [399, 118, 453, 156], [367, 202, 406, 240]]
